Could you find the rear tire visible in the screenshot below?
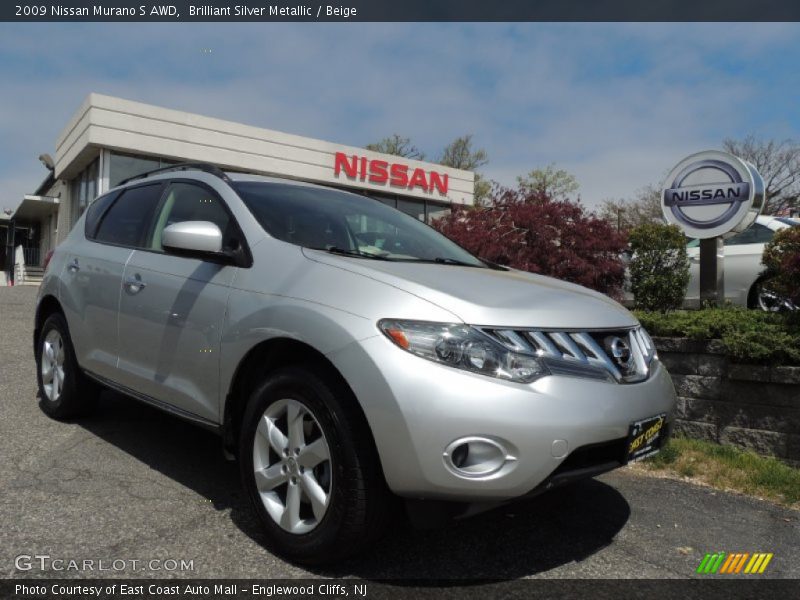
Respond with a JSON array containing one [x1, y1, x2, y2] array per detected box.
[[239, 366, 394, 564], [35, 313, 99, 419]]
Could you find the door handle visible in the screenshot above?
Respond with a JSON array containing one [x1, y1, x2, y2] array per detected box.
[[67, 259, 80, 272], [124, 275, 147, 294]]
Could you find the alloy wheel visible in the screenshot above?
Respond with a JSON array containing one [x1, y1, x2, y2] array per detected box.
[[252, 398, 332, 534], [41, 329, 66, 402]]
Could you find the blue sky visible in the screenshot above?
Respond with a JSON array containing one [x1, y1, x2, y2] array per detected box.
[[1, 22, 799, 212]]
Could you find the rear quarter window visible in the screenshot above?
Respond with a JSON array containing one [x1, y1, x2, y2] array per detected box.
[[84, 191, 121, 240]]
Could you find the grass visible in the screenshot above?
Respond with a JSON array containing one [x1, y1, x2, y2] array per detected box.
[[633, 437, 800, 509]]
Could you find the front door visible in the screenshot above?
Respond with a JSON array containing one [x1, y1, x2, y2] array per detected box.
[[115, 181, 239, 422]]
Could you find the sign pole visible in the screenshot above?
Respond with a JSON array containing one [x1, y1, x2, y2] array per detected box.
[[699, 237, 724, 305]]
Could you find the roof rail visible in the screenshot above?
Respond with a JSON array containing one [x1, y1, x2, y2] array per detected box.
[[118, 162, 232, 186]]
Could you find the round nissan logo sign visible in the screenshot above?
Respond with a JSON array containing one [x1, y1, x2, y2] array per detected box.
[[661, 150, 764, 239]]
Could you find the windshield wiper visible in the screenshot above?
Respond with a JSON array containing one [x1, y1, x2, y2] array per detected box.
[[323, 246, 392, 260], [389, 256, 485, 267], [431, 257, 485, 267]]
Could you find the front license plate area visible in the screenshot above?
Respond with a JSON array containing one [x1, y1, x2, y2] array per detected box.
[[626, 413, 667, 463]]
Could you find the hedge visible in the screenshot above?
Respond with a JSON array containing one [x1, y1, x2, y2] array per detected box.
[[635, 307, 800, 366]]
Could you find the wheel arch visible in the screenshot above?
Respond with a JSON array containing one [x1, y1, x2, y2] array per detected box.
[[747, 274, 768, 309], [222, 338, 384, 477], [33, 294, 65, 352]]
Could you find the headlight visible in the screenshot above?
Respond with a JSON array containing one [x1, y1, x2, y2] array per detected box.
[[378, 319, 549, 383]]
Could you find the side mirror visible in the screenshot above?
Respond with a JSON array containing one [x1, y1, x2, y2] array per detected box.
[[162, 221, 223, 254]]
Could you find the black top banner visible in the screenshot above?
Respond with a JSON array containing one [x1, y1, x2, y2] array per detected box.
[[3, 0, 800, 22]]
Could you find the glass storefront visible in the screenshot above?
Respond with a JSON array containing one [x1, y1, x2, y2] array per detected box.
[[109, 152, 176, 188], [397, 198, 426, 221], [361, 191, 450, 225], [69, 158, 99, 224]]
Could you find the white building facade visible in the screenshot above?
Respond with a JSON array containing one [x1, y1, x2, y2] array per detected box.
[[49, 93, 476, 247]]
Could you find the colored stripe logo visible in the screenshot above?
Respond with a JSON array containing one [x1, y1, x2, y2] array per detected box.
[[696, 552, 773, 574]]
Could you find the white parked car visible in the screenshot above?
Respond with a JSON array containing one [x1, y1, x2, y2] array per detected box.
[[684, 215, 798, 309]]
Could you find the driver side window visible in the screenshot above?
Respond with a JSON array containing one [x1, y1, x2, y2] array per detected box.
[[150, 182, 233, 252]]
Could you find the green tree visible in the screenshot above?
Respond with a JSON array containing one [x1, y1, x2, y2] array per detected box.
[[366, 134, 425, 160], [517, 163, 579, 200], [438, 134, 490, 205], [438, 134, 488, 170], [473, 173, 492, 206], [628, 223, 690, 312]]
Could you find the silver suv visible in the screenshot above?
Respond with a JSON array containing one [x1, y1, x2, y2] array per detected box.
[[34, 164, 676, 564]]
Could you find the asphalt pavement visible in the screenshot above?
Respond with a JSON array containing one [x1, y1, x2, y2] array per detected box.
[[1, 285, 798, 581]]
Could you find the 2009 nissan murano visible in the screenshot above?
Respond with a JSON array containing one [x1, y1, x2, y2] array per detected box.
[[34, 164, 676, 564]]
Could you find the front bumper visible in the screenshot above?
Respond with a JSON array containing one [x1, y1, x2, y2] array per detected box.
[[328, 335, 677, 501]]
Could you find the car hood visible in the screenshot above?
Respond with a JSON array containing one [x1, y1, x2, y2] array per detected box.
[[302, 249, 637, 329]]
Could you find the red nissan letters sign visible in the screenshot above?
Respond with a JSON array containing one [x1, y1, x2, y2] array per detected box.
[[334, 152, 449, 195]]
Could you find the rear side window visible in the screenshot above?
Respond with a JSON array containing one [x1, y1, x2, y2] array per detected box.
[[94, 184, 164, 248], [84, 191, 120, 240]]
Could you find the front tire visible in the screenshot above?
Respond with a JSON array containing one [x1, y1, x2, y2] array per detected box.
[[36, 312, 99, 419], [239, 366, 393, 564], [748, 278, 796, 311]]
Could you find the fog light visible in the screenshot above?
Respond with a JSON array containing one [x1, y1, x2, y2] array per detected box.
[[450, 443, 469, 468], [443, 437, 513, 478]]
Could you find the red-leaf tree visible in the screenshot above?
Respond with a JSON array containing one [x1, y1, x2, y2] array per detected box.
[[433, 187, 628, 298]]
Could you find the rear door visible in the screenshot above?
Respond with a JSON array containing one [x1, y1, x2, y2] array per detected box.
[[115, 180, 241, 422], [61, 184, 164, 381]]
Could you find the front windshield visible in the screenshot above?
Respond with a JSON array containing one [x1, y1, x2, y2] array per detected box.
[[233, 182, 485, 266]]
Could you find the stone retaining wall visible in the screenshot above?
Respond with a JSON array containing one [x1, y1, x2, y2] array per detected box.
[[654, 337, 800, 464]]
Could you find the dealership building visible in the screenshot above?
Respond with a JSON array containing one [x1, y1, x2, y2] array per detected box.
[[3, 93, 474, 285]]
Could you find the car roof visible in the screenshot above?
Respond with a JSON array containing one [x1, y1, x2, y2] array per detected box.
[[111, 165, 359, 197]]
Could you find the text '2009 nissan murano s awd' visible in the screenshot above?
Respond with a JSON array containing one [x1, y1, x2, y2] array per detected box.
[[34, 163, 676, 564]]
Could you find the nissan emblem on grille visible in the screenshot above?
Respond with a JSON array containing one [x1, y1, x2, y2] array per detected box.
[[606, 336, 632, 370]]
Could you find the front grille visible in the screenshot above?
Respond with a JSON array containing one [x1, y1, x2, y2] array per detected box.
[[522, 437, 629, 498], [477, 326, 656, 384]]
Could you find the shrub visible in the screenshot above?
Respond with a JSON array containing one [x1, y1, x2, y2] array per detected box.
[[635, 307, 800, 365], [761, 226, 800, 306], [628, 223, 690, 312], [432, 188, 627, 297]]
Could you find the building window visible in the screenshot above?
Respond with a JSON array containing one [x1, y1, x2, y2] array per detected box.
[[370, 194, 397, 209], [70, 158, 99, 225], [397, 198, 425, 221], [108, 152, 176, 188]]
